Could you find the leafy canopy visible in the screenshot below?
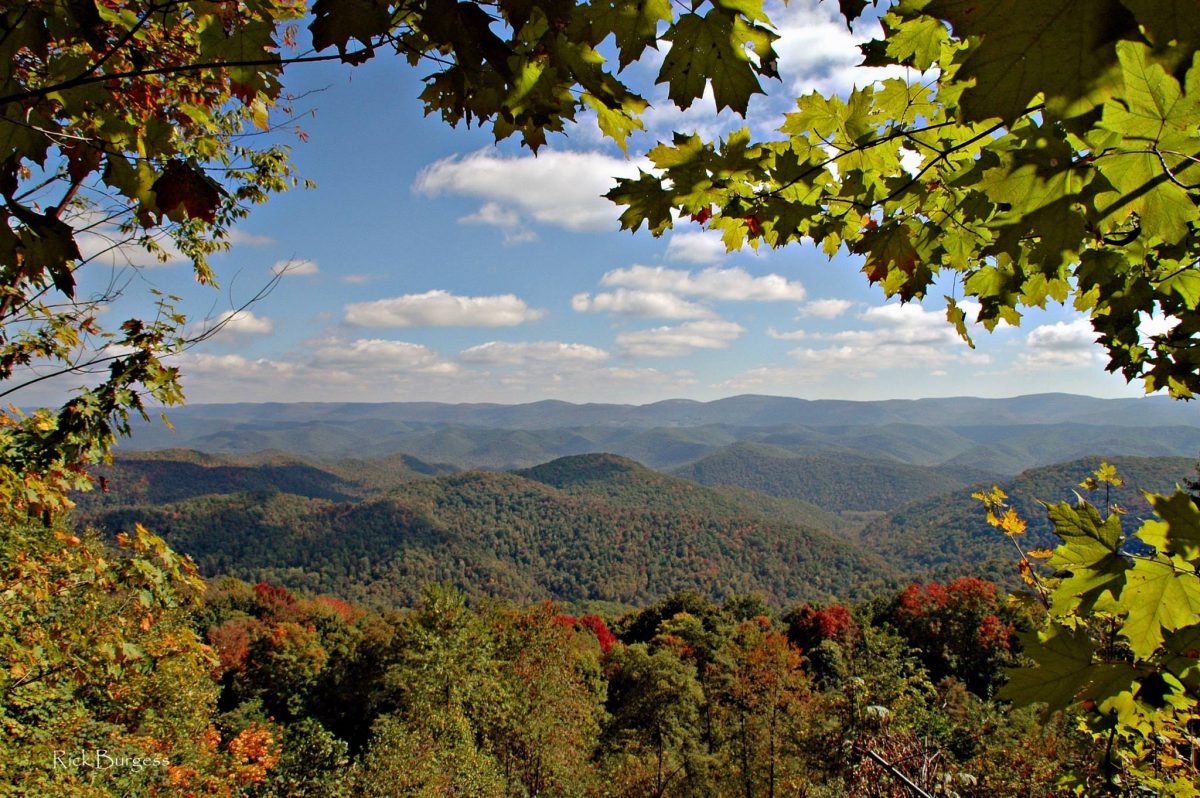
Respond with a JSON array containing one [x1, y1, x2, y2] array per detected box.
[[609, 0, 1200, 398]]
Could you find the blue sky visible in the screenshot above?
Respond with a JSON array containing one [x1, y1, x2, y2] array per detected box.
[[52, 1, 1155, 406]]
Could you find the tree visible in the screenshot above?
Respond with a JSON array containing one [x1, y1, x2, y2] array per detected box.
[[610, 0, 1200, 398], [603, 642, 706, 798]]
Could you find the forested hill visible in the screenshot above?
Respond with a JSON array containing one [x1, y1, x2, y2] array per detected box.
[[857, 455, 1194, 584], [80, 454, 896, 608], [74, 449, 458, 510], [670, 443, 990, 511]]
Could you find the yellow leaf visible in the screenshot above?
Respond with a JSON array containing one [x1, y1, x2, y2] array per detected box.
[[1000, 507, 1027, 536]]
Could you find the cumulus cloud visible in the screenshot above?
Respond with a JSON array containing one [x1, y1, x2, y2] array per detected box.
[[171, 339, 468, 402], [74, 221, 184, 269], [767, 328, 809, 341], [311, 338, 460, 374], [345, 290, 546, 328], [192, 310, 274, 339], [459, 202, 538, 245], [460, 202, 521, 227], [798, 298, 855, 319], [1018, 319, 1098, 369], [414, 149, 644, 233], [271, 258, 319, 277], [571, 289, 715, 319], [666, 231, 728, 264], [782, 301, 988, 376], [599, 265, 806, 302], [227, 229, 273, 246], [773, 0, 912, 97], [459, 341, 610, 365], [617, 320, 745, 358]]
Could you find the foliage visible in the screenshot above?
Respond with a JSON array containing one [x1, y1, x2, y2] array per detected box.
[[0, 515, 278, 796], [885, 577, 1026, 697], [992, 463, 1200, 793], [608, 0, 1200, 398], [80, 455, 896, 606]]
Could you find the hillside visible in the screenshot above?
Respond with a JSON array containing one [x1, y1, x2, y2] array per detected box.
[[671, 443, 981, 511], [76, 449, 458, 510], [80, 454, 896, 607], [858, 455, 1195, 584]]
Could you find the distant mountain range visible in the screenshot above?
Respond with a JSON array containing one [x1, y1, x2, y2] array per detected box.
[[117, 394, 1200, 475]]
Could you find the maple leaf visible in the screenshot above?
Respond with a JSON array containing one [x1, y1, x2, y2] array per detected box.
[[151, 161, 225, 224]]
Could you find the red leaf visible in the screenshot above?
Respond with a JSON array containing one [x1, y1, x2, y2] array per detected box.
[[151, 160, 224, 224]]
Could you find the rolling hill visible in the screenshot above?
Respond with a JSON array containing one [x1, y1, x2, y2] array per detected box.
[[79, 453, 897, 608], [856, 455, 1195, 584]]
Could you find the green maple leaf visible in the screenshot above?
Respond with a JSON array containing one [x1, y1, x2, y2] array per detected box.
[[999, 624, 1135, 713], [1045, 501, 1129, 616], [657, 11, 767, 115], [1095, 150, 1198, 244], [1139, 490, 1200, 562], [591, 0, 673, 70], [924, 0, 1136, 122], [882, 14, 949, 72], [1161, 625, 1200, 693], [1157, 270, 1200, 307], [608, 171, 676, 234], [309, 0, 392, 57], [1100, 42, 1200, 149], [1119, 0, 1200, 48], [1117, 557, 1200, 660], [852, 221, 919, 289]]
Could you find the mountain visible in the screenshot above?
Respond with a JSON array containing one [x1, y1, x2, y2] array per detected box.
[[670, 442, 991, 512], [78, 454, 896, 608], [111, 394, 1200, 473], [857, 455, 1195, 584], [121, 393, 1200, 433], [75, 449, 458, 510]]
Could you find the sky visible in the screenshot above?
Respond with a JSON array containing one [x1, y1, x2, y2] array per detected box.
[[47, 0, 1157, 407]]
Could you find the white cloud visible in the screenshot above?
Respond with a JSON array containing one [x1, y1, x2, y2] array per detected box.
[[767, 327, 809, 340], [798, 298, 855, 319], [459, 341, 610, 365], [192, 310, 275, 338], [226, 229, 273, 246], [311, 338, 460, 375], [772, 0, 912, 97], [600, 265, 806, 302], [571, 289, 715, 319], [271, 259, 319, 276], [780, 301, 988, 376], [1019, 319, 1098, 369], [414, 149, 644, 233], [75, 225, 184, 269], [666, 231, 728, 264], [345, 290, 546, 328], [617, 320, 745, 358], [460, 202, 521, 227], [459, 202, 539, 245], [341, 274, 373, 284]]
